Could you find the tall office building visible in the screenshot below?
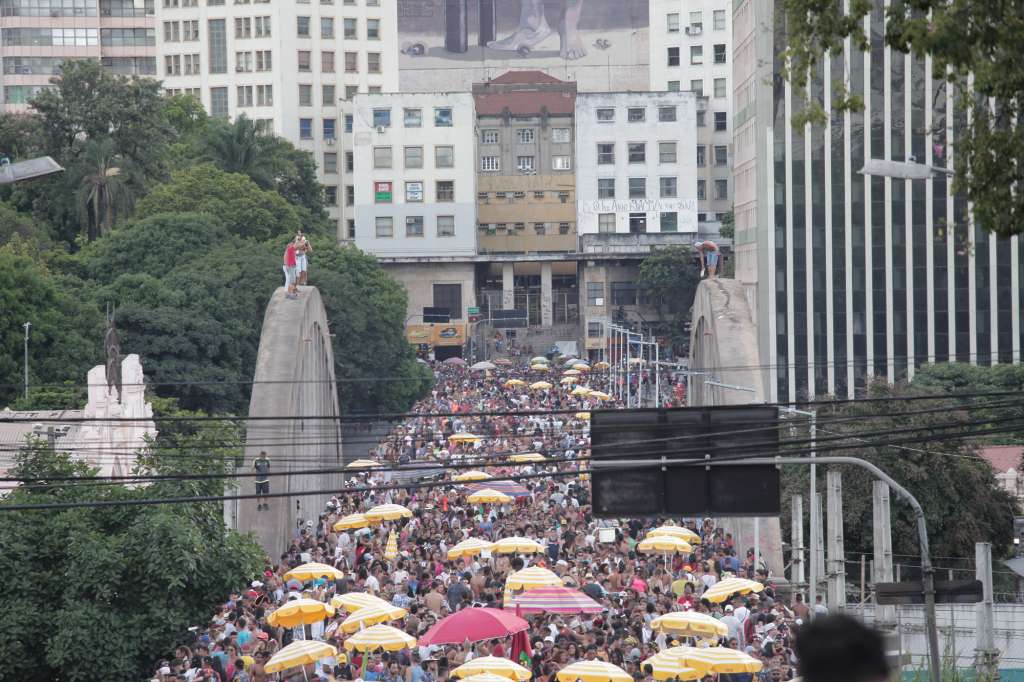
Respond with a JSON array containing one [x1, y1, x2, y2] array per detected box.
[[156, 0, 398, 242], [1, 0, 156, 111], [733, 0, 1023, 402], [649, 0, 732, 224]]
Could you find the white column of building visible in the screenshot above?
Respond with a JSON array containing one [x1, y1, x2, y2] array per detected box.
[[904, 51, 915, 377], [843, 4, 855, 396], [882, 0, 895, 383], [863, 13, 875, 379], [823, 58, 836, 395], [924, 52, 936, 364], [784, 78, 797, 400], [1012, 236, 1021, 363], [990, 232, 999, 364], [967, 73, 978, 365], [805, 112, 815, 396], [946, 67, 957, 360], [541, 262, 553, 327], [502, 263, 515, 310]]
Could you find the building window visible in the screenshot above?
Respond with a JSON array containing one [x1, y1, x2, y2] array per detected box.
[[552, 128, 571, 143], [714, 9, 726, 30], [691, 46, 703, 65], [367, 53, 381, 73], [405, 216, 424, 237], [299, 118, 313, 139], [297, 51, 311, 71], [597, 214, 615, 234], [375, 216, 393, 237], [481, 129, 499, 144], [697, 111, 706, 127], [237, 85, 253, 107], [659, 142, 677, 163], [667, 47, 680, 67], [433, 284, 462, 320], [345, 85, 358, 100], [534, 222, 546, 235], [517, 156, 535, 172], [596, 108, 615, 122], [373, 109, 391, 128], [690, 79, 704, 97], [373, 181, 391, 203], [233, 17, 250, 39], [587, 281, 606, 304], [552, 155, 571, 170], [324, 152, 338, 174], [323, 84, 336, 104], [321, 16, 334, 38], [298, 84, 312, 106], [398, 109, 420, 129], [434, 108, 453, 126], [435, 146, 454, 168], [714, 44, 727, 64], [346, 185, 355, 206], [347, 220, 355, 239], [481, 156, 500, 171], [207, 19, 226, 73], [344, 51, 358, 72], [715, 111, 728, 131], [257, 84, 273, 106], [367, 18, 380, 39], [256, 50, 271, 71], [597, 143, 615, 164], [628, 177, 646, 199], [254, 16, 270, 37], [345, 152, 353, 172], [588, 322, 604, 338], [322, 51, 335, 73], [697, 179, 707, 200], [436, 181, 455, 202], [400, 181, 421, 203], [660, 212, 678, 232], [343, 18, 357, 39], [667, 12, 680, 33], [627, 107, 645, 122], [323, 118, 336, 139], [714, 145, 728, 166], [659, 177, 678, 198], [611, 281, 638, 305], [714, 179, 729, 200], [628, 143, 646, 163], [324, 186, 338, 206], [404, 146, 423, 168], [373, 146, 392, 168], [714, 78, 727, 98], [210, 86, 228, 117], [437, 215, 455, 237], [697, 145, 706, 167], [297, 15, 310, 37], [689, 11, 703, 32], [517, 128, 535, 144], [597, 178, 615, 199], [534, 191, 545, 199], [668, 80, 680, 92], [345, 114, 353, 132], [628, 213, 647, 233], [659, 106, 677, 122]]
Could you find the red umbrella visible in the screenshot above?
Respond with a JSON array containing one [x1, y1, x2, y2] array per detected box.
[[418, 608, 529, 646], [501, 586, 604, 614]]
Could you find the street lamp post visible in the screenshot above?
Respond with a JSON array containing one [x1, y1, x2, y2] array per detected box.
[[22, 321, 31, 400]]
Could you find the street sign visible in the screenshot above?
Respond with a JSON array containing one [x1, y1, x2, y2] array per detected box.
[[468, 306, 480, 315], [875, 579, 984, 605], [590, 406, 781, 518]]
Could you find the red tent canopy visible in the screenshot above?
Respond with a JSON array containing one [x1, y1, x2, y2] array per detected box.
[[417, 608, 529, 646]]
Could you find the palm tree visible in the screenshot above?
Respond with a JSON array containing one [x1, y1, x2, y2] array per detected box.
[[73, 138, 133, 241], [203, 114, 278, 187]]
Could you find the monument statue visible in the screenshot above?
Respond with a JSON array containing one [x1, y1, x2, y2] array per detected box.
[[104, 303, 122, 402]]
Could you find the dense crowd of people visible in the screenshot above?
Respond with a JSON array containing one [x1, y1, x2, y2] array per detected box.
[[151, 358, 820, 682]]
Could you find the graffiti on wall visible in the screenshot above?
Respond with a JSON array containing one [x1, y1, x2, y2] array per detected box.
[[397, 0, 650, 92]]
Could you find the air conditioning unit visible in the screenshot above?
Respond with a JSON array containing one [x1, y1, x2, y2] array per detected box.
[[375, 126, 386, 134], [325, 138, 335, 145], [686, 25, 702, 35]]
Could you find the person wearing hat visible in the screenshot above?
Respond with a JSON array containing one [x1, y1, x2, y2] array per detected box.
[[693, 240, 720, 278], [253, 451, 271, 511]]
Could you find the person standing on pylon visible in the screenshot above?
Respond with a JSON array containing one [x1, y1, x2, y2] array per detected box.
[[253, 450, 271, 511]]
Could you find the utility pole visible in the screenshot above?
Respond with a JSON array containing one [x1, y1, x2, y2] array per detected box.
[[826, 469, 846, 609], [975, 542, 998, 677], [791, 494, 805, 587], [23, 321, 31, 400], [780, 407, 818, 611], [814, 492, 825, 606], [872, 481, 896, 629]]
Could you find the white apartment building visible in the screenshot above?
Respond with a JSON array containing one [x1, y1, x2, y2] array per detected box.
[[156, 0, 398, 242], [649, 0, 732, 224], [351, 92, 477, 323], [576, 91, 699, 237]]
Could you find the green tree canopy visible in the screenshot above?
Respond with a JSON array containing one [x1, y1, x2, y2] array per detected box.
[[780, 0, 1024, 237], [636, 246, 701, 356], [134, 165, 303, 242]]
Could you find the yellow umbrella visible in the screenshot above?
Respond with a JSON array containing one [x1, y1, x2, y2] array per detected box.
[[342, 624, 417, 652], [284, 562, 345, 582], [639, 650, 702, 681], [506, 566, 563, 591], [560, 376, 579, 385], [653, 646, 762, 675], [509, 452, 547, 463], [467, 489, 513, 504], [334, 513, 371, 531], [491, 536, 544, 554], [650, 612, 728, 638], [339, 603, 408, 633], [266, 599, 335, 628], [589, 391, 612, 401], [702, 577, 765, 603], [449, 432, 483, 443], [648, 525, 701, 544], [574, 411, 591, 420], [504, 379, 527, 388], [447, 537, 495, 559], [384, 528, 398, 561], [555, 661, 631, 682], [264, 640, 344, 674], [637, 536, 693, 554], [593, 361, 610, 369], [573, 363, 590, 371], [530, 381, 552, 390], [332, 592, 391, 612], [454, 470, 492, 482], [571, 386, 591, 397], [453, 656, 532, 681], [562, 369, 581, 376], [530, 356, 549, 365], [346, 458, 382, 469], [530, 364, 550, 372], [462, 674, 526, 682], [364, 503, 413, 522]]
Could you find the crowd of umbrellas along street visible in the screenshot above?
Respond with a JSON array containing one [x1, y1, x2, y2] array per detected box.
[[153, 356, 796, 682]]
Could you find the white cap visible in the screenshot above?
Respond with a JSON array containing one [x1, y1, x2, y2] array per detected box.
[[724, 605, 733, 612], [251, 580, 264, 588]]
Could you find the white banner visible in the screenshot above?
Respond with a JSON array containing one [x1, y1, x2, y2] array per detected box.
[[580, 198, 699, 215]]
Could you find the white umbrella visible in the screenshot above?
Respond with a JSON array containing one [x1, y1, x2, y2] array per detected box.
[[471, 361, 497, 371]]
